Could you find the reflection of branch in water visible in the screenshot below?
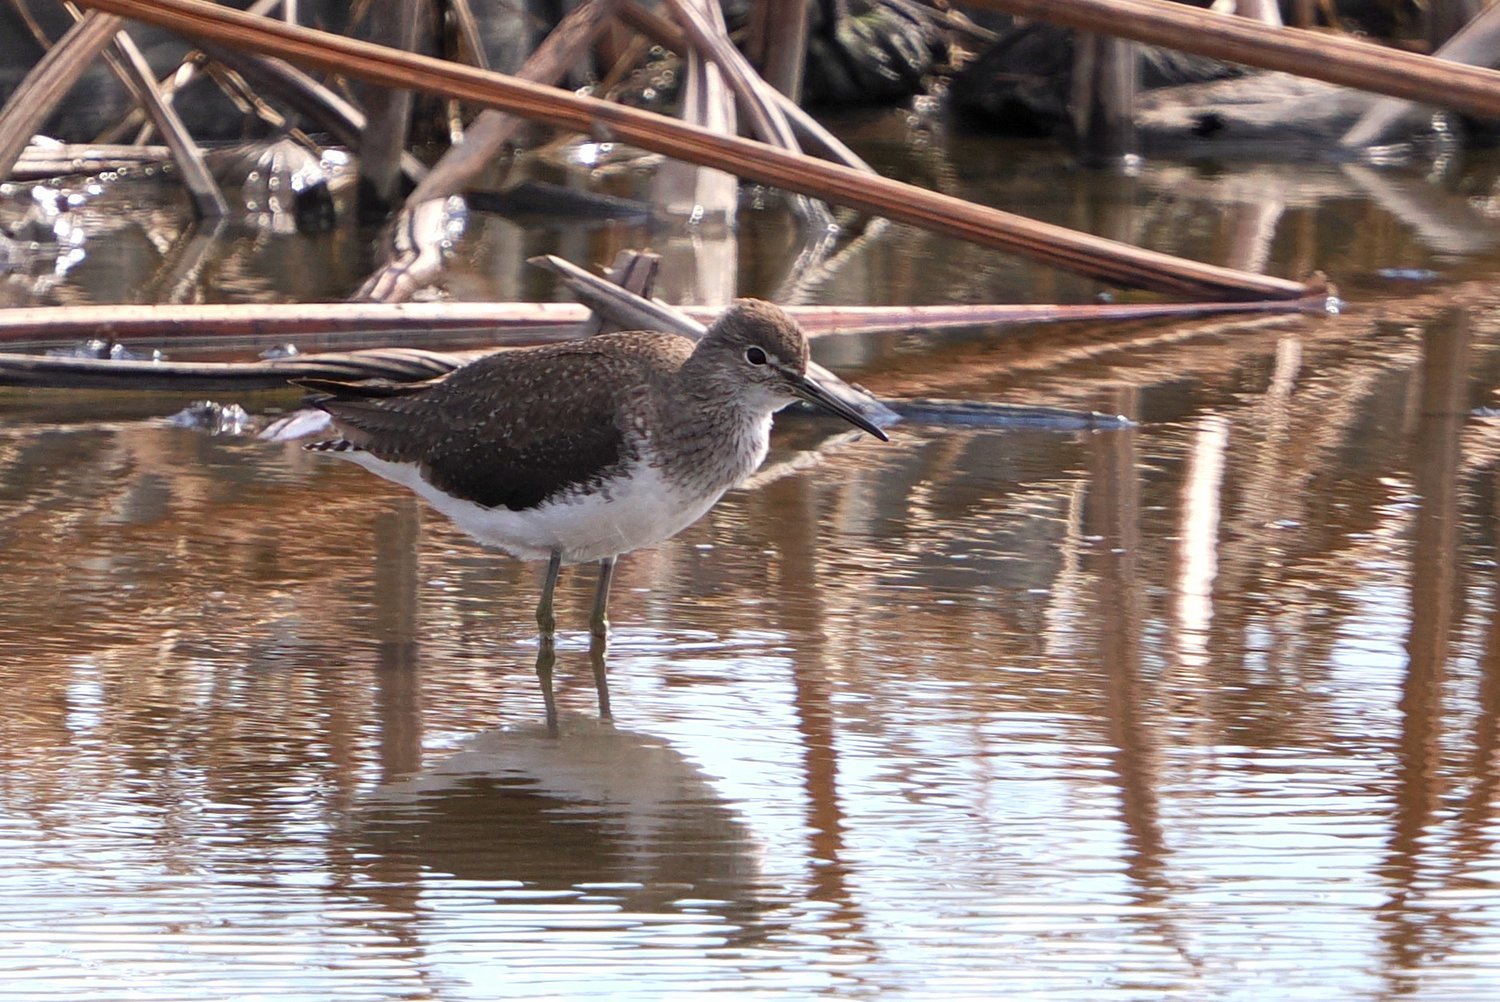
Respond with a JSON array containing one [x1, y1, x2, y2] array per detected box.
[[1341, 163, 1500, 257], [1376, 312, 1468, 991], [1168, 414, 1228, 724], [373, 498, 423, 784], [1223, 198, 1285, 276], [1446, 470, 1500, 906], [760, 472, 878, 983], [142, 218, 229, 304], [772, 216, 891, 306], [1206, 332, 1416, 734], [1087, 389, 1203, 982]]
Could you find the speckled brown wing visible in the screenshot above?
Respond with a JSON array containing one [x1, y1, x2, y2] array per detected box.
[[302, 334, 692, 512]]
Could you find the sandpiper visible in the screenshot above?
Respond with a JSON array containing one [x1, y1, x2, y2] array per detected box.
[[298, 298, 887, 638]]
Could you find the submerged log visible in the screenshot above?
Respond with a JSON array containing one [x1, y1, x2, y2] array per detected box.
[[70, 0, 1312, 301]]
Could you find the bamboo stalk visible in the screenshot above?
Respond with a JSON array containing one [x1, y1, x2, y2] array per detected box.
[[71, 0, 1313, 301], [967, 0, 1500, 120]]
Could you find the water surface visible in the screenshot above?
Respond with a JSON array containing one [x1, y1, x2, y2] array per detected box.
[[3, 122, 1500, 999]]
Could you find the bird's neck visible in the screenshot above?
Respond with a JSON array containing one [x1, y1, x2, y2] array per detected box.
[[650, 377, 776, 498]]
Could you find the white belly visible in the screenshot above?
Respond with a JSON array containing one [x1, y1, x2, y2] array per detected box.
[[337, 451, 725, 564]]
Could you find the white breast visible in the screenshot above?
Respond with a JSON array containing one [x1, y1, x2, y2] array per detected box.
[[337, 450, 728, 564]]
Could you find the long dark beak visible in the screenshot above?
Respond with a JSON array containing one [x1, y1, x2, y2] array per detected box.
[[781, 368, 890, 441]]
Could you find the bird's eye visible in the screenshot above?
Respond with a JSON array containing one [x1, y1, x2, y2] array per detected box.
[[745, 346, 768, 366]]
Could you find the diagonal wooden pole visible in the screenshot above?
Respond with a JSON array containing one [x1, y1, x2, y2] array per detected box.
[[354, 0, 627, 302], [71, 0, 1313, 300], [965, 0, 1500, 120], [0, 11, 120, 178]]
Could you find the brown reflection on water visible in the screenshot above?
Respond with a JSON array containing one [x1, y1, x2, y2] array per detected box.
[[760, 469, 873, 967], [9, 296, 1500, 995], [1085, 385, 1194, 973], [1379, 309, 1476, 991], [372, 498, 424, 781]]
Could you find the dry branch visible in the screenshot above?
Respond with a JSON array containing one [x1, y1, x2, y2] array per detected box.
[[72, 0, 1313, 301], [0, 297, 1327, 346], [0, 11, 121, 177], [93, 18, 230, 216], [968, 0, 1500, 121], [1342, 1, 1500, 146], [354, 0, 626, 302], [617, 0, 867, 170]]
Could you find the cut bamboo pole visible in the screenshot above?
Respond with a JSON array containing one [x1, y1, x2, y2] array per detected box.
[[71, 0, 1312, 300], [746, 0, 810, 102], [656, 0, 739, 226], [358, 0, 423, 214], [1071, 34, 1138, 161], [967, 0, 1500, 121]]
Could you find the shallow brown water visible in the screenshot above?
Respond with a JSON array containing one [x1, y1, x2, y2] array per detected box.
[[4, 118, 1500, 999]]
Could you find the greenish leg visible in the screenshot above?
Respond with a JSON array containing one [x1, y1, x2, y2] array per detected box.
[[536, 550, 562, 637], [589, 556, 616, 640]]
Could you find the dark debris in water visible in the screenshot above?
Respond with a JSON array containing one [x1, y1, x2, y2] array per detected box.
[[889, 399, 1134, 430], [1375, 268, 1440, 282], [165, 400, 255, 436], [46, 338, 164, 362]]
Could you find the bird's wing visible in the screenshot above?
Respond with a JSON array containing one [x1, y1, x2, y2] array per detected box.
[[302, 342, 669, 512]]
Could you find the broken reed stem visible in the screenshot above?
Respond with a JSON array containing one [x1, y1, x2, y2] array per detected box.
[[0, 11, 121, 178], [968, 0, 1500, 120], [0, 297, 1326, 344], [72, 0, 1312, 300]]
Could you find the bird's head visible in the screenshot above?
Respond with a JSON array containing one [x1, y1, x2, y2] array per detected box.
[[695, 298, 887, 441]]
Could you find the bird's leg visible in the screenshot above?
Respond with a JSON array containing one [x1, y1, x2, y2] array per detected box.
[[536, 549, 562, 637], [589, 556, 616, 639]]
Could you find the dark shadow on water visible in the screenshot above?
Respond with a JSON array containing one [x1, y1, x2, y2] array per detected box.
[[342, 713, 774, 959]]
